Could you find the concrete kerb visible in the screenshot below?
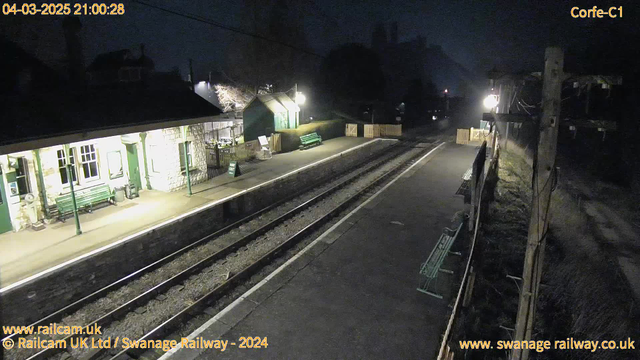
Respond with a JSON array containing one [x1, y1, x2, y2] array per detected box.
[[1, 138, 397, 326]]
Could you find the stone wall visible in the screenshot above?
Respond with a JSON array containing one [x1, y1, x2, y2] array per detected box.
[[146, 125, 208, 192], [1, 125, 208, 232], [1, 139, 394, 326]]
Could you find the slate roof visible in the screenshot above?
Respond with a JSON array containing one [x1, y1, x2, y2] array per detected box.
[[247, 93, 299, 114], [1, 87, 221, 148], [87, 49, 154, 71]]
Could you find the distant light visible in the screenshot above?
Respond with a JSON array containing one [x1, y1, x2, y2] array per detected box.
[[295, 92, 306, 105], [432, 115, 437, 120], [483, 94, 499, 110], [309, 116, 313, 120], [444, 89, 448, 93]]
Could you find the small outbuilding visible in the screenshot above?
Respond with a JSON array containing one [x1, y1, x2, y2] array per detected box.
[[242, 93, 300, 141]]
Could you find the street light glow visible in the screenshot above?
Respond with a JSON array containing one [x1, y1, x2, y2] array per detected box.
[[483, 94, 499, 109], [295, 92, 306, 105]]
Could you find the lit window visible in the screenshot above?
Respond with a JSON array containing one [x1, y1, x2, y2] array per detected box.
[[15, 157, 31, 196], [80, 144, 100, 180], [107, 151, 123, 180], [57, 149, 78, 185], [178, 142, 192, 171]]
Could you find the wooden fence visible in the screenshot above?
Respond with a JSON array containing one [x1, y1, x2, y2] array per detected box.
[[345, 123, 358, 137], [456, 129, 470, 145], [456, 127, 493, 145], [438, 128, 501, 360], [364, 124, 381, 138], [363, 124, 402, 138], [206, 139, 261, 170]]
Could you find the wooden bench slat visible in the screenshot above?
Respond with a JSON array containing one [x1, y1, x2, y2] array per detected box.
[[55, 184, 114, 220], [417, 222, 463, 298], [299, 132, 322, 148]]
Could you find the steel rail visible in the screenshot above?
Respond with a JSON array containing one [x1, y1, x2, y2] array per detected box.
[[110, 142, 432, 360], [3, 140, 404, 346], [22, 141, 417, 360]]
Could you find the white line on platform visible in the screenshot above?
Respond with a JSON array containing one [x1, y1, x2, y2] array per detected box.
[[159, 141, 446, 359], [1, 138, 396, 294]]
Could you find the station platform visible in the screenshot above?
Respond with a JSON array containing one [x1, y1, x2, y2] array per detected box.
[[166, 142, 478, 360], [0, 137, 378, 290]]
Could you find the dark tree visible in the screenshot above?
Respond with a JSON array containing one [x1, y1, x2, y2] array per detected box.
[[225, 0, 310, 92], [318, 43, 385, 105]]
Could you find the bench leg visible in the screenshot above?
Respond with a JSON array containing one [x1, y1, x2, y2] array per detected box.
[[416, 288, 444, 299]]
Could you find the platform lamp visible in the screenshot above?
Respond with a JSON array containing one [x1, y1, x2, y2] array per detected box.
[[64, 144, 82, 235], [180, 125, 192, 196]]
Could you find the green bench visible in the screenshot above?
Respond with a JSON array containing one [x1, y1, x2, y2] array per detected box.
[[55, 184, 115, 222], [299, 132, 322, 149], [417, 222, 463, 299]]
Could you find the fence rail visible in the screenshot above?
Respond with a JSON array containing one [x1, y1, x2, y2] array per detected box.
[[438, 127, 500, 359]]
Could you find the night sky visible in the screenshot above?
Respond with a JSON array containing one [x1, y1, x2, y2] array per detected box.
[[2, 0, 638, 80]]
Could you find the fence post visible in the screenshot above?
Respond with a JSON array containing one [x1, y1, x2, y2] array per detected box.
[[512, 47, 563, 360], [215, 143, 220, 169]]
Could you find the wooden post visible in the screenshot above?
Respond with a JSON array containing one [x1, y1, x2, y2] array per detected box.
[[469, 164, 476, 232], [511, 47, 563, 360], [188, 58, 195, 92], [505, 122, 510, 151]]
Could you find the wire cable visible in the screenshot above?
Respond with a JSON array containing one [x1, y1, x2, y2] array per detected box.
[[131, 0, 325, 59]]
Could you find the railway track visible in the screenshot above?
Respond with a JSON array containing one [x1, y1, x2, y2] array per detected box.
[[5, 139, 439, 360]]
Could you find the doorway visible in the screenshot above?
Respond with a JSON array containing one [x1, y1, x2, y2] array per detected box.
[[0, 170, 13, 234], [125, 144, 142, 190]]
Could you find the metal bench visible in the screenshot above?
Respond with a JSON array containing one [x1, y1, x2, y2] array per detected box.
[[417, 222, 463, 298], [55, 184, 114, 222], [299, 132, 322, 149]]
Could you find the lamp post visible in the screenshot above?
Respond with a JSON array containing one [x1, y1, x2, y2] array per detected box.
[[294, 86, 306, 126], [483, 94, 499, 110], [64, 144, 82, 235], [181, 125, 192, 196]]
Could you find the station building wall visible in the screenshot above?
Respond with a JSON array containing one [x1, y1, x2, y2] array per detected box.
[[0, 123, 208, 232]]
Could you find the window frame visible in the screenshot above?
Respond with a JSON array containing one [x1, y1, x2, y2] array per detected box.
[[57, 148, 78, 186], [106, 150, 124, 180], [80, 144, 100, 182], [15, 157, 31, 197]]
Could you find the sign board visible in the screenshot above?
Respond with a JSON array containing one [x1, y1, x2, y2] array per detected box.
[[258, 135, 269, 146], [228, 161, 241, 177], [8, 182, 18, 197]]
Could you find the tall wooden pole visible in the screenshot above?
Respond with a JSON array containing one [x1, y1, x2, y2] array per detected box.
[[511, 47, 563, 360]]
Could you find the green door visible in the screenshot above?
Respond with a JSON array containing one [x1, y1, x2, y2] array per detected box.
[[0, 171, 13, 234], [125, 144, 142, 190]]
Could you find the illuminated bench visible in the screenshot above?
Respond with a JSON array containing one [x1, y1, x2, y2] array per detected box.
[[299, 132, 322, 150], [417, 222, 463, 299], [55, 184, 115, 222]]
